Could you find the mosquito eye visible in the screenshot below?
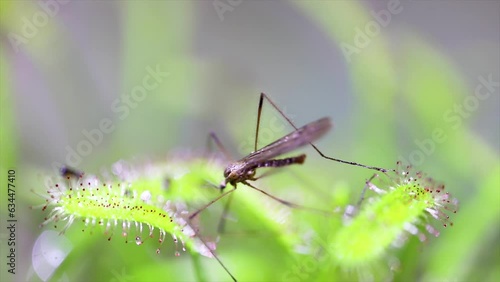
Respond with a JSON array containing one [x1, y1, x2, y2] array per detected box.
[[223, 168, 230, 178]]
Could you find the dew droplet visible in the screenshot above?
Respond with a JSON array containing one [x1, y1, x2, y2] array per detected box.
[[156, 248, 161, 254], [135, 236, 143, 245], [175, 251, 180, 257]]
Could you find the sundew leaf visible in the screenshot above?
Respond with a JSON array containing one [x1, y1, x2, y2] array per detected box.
[[33, 155, 328, 281], [34, 159, 219, 259], [327, 162, 458, 280], [271, 160, 461, 282]]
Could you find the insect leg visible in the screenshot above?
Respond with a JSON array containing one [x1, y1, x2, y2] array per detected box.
[[206, 131, 233, 162], [356, 173, 379, 210], [216, 192, 235, 234], [242, 181, 332, 215], [189, 187, 237, 220], [189, 232, 237, 282], [258, 92, 387, 173], [254, 91, 266, 152]]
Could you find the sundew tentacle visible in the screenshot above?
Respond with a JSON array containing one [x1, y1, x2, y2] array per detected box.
[[35, 161, 220, 258], [331, 161, 459, 274]]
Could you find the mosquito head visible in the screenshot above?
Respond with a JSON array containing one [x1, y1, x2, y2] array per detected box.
[[223, 161, 255, 186], [224, 162, 243, 179]]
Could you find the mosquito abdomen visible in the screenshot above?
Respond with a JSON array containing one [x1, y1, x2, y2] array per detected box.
[[255, 154, 306, 169]]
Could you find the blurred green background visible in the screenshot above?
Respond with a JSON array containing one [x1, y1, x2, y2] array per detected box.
[[0, 1, 499, 282]]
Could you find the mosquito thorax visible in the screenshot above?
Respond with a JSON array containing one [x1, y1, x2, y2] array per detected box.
[[224, 162, 245, 178], [223, 161, 256, 186]]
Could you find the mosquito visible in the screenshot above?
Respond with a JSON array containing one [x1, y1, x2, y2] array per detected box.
[[189, 93, 387, 220], [189, 93, 388, 282]]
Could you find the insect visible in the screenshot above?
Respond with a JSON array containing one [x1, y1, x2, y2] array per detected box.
[[60, 166, 84, 179], [188, 93, 388, 281], [190, 93, 387, 220]]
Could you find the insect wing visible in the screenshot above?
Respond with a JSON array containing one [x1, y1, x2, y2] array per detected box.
[[241, 117, 332, 165]]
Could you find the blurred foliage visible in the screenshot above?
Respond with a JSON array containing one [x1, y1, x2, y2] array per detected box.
[[0, 1, 499, 282]]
